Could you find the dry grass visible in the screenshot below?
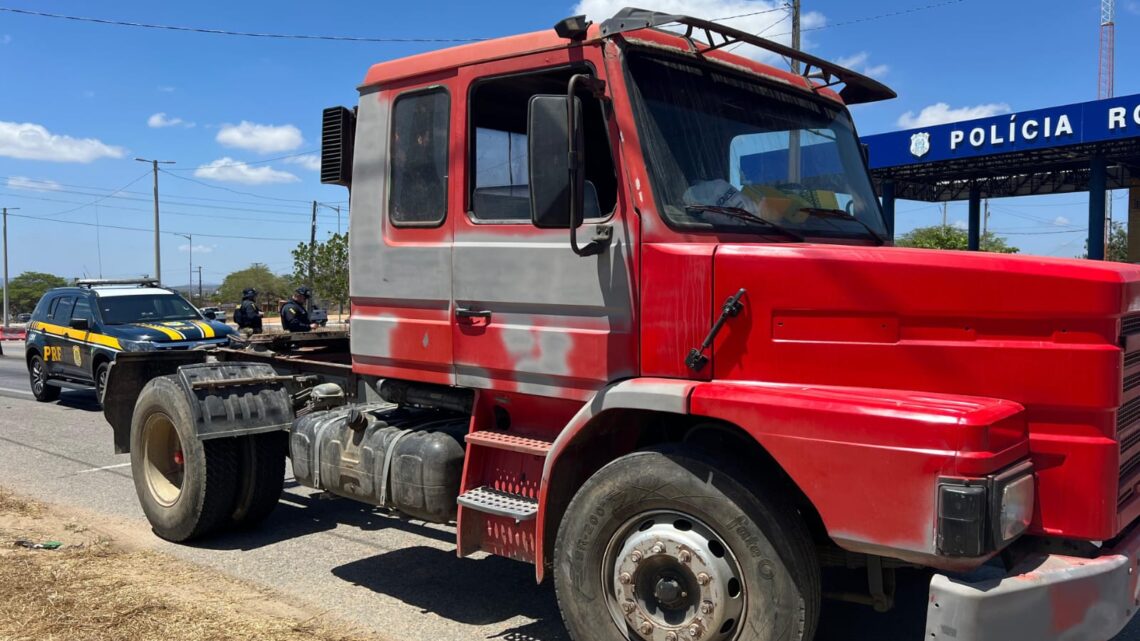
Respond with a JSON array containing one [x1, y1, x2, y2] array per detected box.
[[0, 488, 373, 641]]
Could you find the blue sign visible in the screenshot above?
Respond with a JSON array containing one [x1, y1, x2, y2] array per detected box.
[[861, 93, 1140, 169]]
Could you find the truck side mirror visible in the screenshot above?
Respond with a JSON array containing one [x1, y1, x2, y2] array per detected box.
[[528, 94, 583, 230], [203, 311, 216, 320], [70, 317, 90, 331]]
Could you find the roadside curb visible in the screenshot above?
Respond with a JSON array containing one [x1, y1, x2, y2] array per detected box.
[[0, 386, 33, 401]]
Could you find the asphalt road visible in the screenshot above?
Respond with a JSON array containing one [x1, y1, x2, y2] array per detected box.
[[0, 341, 1134, 641]]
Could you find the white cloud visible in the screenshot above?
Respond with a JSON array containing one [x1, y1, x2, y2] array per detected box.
[[572, 1, 825, 62], [193, 157, 299, 185], [147, 112, 194, 128], [178, 243, 215, 254], [836, 52, 888, 79], [952, 219, 967, 230], [1053, 216, 1071, 227], [897, 102, 1011, 129], [7, 176, 62, 191], [216, 121, 303, 153], [283, 153, 321, 171], [0, 121, 126, 163]]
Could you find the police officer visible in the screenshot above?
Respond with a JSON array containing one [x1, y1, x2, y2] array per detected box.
[[280, 286, 318, 333], [234, 287, 263, 335]]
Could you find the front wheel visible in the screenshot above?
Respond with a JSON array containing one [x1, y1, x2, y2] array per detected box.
[[554, 445, 820, 641], [28, 353, 60, 402]]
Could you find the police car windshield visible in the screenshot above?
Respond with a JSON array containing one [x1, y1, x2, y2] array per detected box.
[[625, 51, 887, 241], [99, 294, 201, 325]]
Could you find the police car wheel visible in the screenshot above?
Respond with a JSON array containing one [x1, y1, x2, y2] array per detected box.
[[130, 375, 240, 542], [94, 362, 110, 407], [28, 353, 60, 402]]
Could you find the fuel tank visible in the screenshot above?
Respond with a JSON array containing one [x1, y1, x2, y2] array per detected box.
[[290, 404, 467, 523]]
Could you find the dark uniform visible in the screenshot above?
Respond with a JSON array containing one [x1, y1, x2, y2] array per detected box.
[[234, 288, 263, 333], [280, 287, 314, 332]]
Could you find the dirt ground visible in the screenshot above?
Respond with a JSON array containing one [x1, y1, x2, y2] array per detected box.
[[0, 488, 378, 641]]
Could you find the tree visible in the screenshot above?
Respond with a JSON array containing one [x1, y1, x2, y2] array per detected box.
[[292, 233, 348, 313], [895, 225, 1019, 254], [1080, 221, 1129, 262], [2, 271, 69, 314], [216, 264, 293, 309]]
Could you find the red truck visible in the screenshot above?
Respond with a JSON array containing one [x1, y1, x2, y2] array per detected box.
[[101, 8, 1140, 641]]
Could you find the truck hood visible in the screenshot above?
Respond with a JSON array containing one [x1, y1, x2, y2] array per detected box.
[[711, 243, 1140, 404]]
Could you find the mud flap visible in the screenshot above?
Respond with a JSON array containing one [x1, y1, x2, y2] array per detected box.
[[104, 351, 208, 454], [174, 362, 293, 440]]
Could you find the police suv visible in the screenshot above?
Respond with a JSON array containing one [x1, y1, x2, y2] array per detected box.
[[25, 279, 234, 404]]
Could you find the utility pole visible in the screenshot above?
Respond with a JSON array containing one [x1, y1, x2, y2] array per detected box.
[[135, 158, 176, 284], [175, 233, 192, 302], [983, 199, 990, 238], [941, 202, 948, 227], [309, 201, 318, 312], [2, 207, 19, 328], [787, 0, 802, 183], [197, 266, 203, 301]]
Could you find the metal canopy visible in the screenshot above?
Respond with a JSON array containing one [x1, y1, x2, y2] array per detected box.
[[861, 93, 1140, 202], [866, 139, 1138, 202]]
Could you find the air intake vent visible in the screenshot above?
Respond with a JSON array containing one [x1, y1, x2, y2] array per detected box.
[[321, 106, 356, 187]]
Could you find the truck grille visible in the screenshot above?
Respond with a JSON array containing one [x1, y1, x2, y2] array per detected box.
[[1120, 314, 1140, 507]]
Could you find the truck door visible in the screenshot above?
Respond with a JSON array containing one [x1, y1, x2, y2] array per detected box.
[[451, 56, 638, 401], [349, 80, 456, 385]]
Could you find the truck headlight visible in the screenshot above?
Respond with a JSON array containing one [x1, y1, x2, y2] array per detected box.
[[120, 339, 157, 352], [995, 470, 1034, 544], [936, 461, 1034, 558]]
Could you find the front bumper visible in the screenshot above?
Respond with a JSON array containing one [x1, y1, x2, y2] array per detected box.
[[927, 525, 1140, 641]]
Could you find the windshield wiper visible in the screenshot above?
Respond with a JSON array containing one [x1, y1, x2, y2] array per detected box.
[[685, 205, 804, 241], [799, 208, 886, 245]]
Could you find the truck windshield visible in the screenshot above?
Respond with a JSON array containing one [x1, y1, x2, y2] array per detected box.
[[624, 51, 887, 242], [98, 294, 202, 325]]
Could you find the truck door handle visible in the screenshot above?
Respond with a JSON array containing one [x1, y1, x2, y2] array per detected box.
[[456, 307, 492, 323]]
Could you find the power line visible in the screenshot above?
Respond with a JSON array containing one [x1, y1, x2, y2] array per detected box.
[[0, 7, 487, 43], [159, 170, 315, 203], [0, 186, 337, 219], [164, 150, 319, 171], [770, 0, 967, 37], [0, 192, 333, 225], [3, 210, 301, 241], [38, 171, 152, 220]]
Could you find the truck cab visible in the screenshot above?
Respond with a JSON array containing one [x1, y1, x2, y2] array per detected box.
[[105, 9, 1140, 641]]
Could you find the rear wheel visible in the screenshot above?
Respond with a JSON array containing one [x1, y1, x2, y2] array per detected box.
[[130, 375, 239, 542], [28, 353, 60, 402], [554, 445, 820, 641], [230, 432, 287, 528]]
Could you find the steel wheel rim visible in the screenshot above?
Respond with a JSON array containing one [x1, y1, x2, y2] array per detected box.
[[30, 357, 44, 394], [602, 510, 747, 641], [142, 412, 185, 507]]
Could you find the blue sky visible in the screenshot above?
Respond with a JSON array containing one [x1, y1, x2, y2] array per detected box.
[[0, 0, 1136, 285]]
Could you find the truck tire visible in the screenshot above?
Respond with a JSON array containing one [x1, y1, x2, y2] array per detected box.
[[28, 353, 60, 402], [129, 375, 239, 542], [230, 431, 287, 528], [554, 444, 820, 641]]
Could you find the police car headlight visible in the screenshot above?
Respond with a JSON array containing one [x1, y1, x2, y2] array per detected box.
[[120, 339, 157, 352]]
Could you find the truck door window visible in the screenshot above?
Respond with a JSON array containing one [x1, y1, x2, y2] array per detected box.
[[469, 68, 616, 222], [389, 88, 450, 227]]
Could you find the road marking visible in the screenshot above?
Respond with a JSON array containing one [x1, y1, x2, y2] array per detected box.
[[75, 462, 132, 474], [0, 386, 33, 397]]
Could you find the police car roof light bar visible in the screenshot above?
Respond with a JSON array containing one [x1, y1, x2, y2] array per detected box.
[[74, 278, 161, 288], [597, 7, 897, 106]]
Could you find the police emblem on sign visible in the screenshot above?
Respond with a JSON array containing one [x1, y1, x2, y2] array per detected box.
[[909, 132, 931, 158]]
